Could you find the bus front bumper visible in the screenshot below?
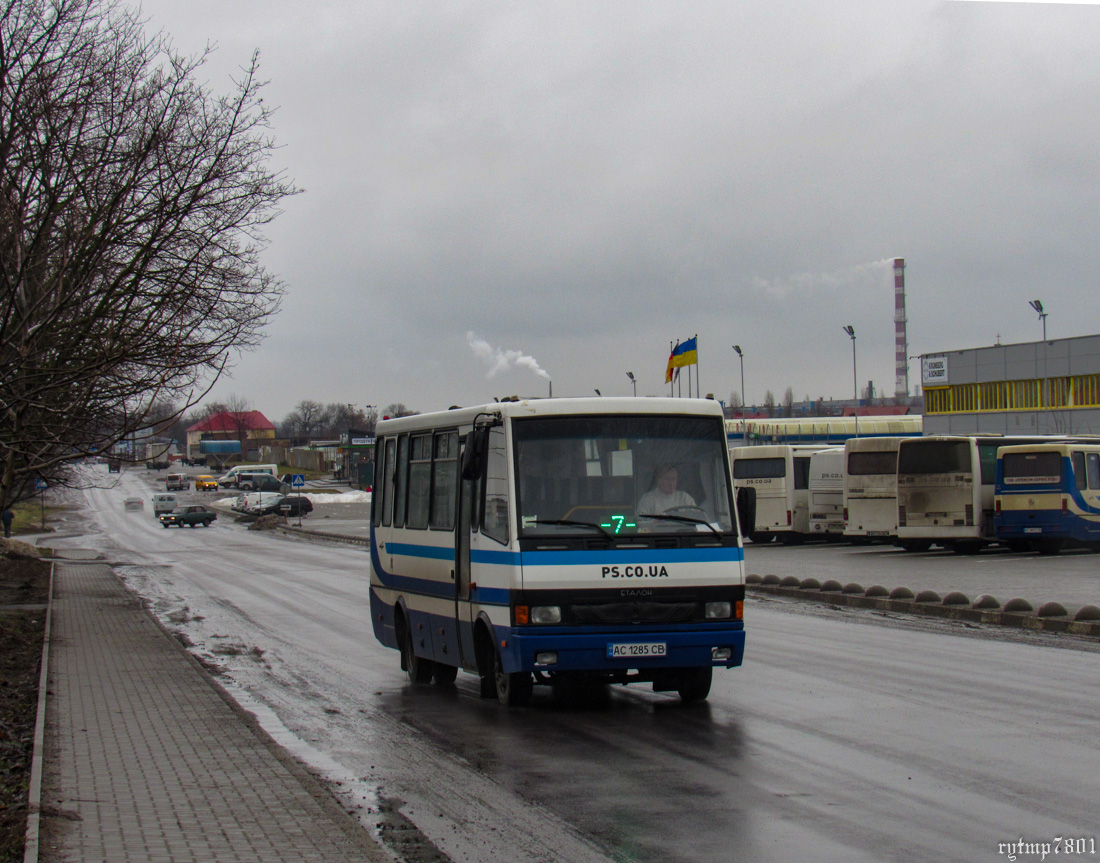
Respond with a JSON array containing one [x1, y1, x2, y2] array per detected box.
[[497, 624, 746, 675]]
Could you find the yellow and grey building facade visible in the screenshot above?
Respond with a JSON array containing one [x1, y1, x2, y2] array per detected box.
[[920, 334, 1100, 435]]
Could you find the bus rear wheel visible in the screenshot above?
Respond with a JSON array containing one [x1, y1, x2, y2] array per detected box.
[[494, 646, 532, 706], [1035, 538, 1064, 556]]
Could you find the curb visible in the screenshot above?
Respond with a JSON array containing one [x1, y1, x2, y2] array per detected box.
[[746, 576, 1100, 637], [275, 524, 369, 547], [22, 560, 54, 863]]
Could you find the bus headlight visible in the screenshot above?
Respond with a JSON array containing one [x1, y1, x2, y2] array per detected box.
[[531, 605, 562, 624], [705, 601, 731, 619], [712, 647, 733, 661]]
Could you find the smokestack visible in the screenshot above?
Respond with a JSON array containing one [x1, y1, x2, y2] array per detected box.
[[893, 258, 908, 399]]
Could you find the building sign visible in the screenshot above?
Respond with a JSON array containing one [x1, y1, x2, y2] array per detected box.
[[350, 437, 375, 447], [922, 355, 948, 386]]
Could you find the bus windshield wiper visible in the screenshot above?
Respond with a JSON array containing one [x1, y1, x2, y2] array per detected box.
[[638, 513, 723, 539], [527, 518, 611, 537]]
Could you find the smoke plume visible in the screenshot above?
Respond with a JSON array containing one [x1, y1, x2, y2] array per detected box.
[[467, 332, 551, 380]]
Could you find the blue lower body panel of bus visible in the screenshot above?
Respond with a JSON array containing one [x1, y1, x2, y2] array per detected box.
[[496, 623, 746, 675], [996, 509, 1100, 545]]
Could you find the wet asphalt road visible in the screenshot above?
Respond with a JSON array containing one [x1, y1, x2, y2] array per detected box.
[[58, 468, 1100, 863]]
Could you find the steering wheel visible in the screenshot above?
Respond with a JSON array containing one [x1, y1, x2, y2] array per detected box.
[[662, 505, 709, 518]]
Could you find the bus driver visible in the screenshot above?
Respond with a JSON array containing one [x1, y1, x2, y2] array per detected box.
[[638, 464, 696, 514]]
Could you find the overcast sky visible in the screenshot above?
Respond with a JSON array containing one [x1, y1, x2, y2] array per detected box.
[[136, 0, 1100, 421]]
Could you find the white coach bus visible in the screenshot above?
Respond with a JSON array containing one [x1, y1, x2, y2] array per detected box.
[[370, 398, 747, 706], [730, 444, 832, 544], [842, 436, 905, 545], [896, 434, 1059, 554], [807, 447, 846, 540]]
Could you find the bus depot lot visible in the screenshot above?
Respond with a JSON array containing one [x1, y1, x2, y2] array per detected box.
[[744, 540, 1100, 617]]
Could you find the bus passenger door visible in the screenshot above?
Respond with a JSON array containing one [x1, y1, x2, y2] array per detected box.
[[454, 449, 476, 669]]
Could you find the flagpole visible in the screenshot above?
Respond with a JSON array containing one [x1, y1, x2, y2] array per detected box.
[[668, 341, 674, 396], [694, 333, 700, 398]]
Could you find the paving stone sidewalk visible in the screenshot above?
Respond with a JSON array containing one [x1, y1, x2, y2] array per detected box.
[[37, 561, 387, 863]]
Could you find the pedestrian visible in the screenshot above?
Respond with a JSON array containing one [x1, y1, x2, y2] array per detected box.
[[1, 507, 13, 539]]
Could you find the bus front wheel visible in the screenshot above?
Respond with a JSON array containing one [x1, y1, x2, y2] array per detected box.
[[401, 621, 434, 684], [677, 667, 712, 704], [494, 646, 532, 707]]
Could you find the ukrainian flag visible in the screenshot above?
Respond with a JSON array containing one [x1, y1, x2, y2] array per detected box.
[[672, 336, 698, 368]]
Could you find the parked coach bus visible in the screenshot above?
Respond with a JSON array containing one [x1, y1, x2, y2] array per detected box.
[[807, 448, 846, 541], [994, 443, 1100, 554], [842, 436, 905, 545], [730, 444, 832, 544], [896, 435, 1059, 554], [369, 398, 747, 706]]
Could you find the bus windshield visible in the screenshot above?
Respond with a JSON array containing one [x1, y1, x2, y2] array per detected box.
[[1001, 451, 1062, 484], [513, 414, 734, 536], [898, 440, 972, 474]]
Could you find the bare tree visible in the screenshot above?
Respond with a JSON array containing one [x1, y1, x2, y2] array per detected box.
[[782, 386, 794, 418], [0, 0, 296, 506], [282, 399, 323, 439], [383, 403, 417, 419]]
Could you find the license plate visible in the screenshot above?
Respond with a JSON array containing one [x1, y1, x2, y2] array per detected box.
[[608, 642, 666, 659], [1024, 527, 1041, 534]]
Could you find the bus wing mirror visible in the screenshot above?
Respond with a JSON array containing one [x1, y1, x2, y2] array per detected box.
[[461, 427, 489, 480], [736, 487, 756, 538]]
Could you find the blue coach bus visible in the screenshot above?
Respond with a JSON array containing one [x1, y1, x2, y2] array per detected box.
[[994, 442, 1100, 554]]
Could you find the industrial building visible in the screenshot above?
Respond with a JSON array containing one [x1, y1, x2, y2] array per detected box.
[[919, 333, 1100, 435]]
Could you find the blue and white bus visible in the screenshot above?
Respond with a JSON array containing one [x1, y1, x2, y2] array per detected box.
[[370, 398, 746, 705], [994, 443, 1100, 554]]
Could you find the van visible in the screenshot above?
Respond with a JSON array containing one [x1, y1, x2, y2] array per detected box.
[[151, 493, 178, 515], [216, 464, 278, 488], [165, 473, 189, 491]]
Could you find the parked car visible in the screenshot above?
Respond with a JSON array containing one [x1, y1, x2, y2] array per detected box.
[[158, 505, 217, 528], [145, 460, 170, 470], [232, 492, 282, 513], [238, 473, 290, 493], [252, 494, 314, 517], [165, 473, 189, 491], [108, 459, 121, 473], [195, 475, 218, 491]]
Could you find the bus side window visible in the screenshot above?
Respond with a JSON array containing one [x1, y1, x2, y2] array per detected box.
[[371, 439, 387, 528], [393, 435, 409, 527], [481, 427, 509, 545], [1073, 452, 1088, 490], [430, 431, 459, 530], [380, 438, 397, 526], [407, 435, 432, 529], [1088, 453, 1100, 490]]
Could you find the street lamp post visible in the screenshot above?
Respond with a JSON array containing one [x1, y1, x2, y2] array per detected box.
[[1029, 300, 1048, 341], [843, 326, 859, 438], [1030, 300, 1049, 417], [732, 345, 745, 418], [626, 371, 636, 396]]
